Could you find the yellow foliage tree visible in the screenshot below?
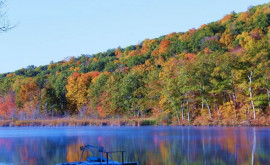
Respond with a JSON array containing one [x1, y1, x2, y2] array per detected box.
[[220, 29, 235, 49], [219, 101, 235, 120], [236, 32, 255, 50], [238, 12, 250, 22], [66, 72, 93, 113]]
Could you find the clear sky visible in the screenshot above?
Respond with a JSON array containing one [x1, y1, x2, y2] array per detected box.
[[0, 0, 269, 73]]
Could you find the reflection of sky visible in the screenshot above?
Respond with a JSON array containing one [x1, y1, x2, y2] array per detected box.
[[0, 127, 270, 164]]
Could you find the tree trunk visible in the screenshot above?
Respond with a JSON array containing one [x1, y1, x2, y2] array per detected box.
[[232, 88, 237, 109], [202, 85, 212, 120], [215, 102, 220, 116], [267, 88, 270, 107], [206, 101, 212, 120], [181, 102, 184, 120], [186, 98, 190, 122], [201, 86, 204, 110], [201, 97, 204, 110], [231, 84, 237, 119], [166, 91, 180, 123], [137, 108, 140, 117], [248, 71, 256, 119], [264, 77, 270, 107], [222, 91, 227, 103], [176, 113, 180, 125]]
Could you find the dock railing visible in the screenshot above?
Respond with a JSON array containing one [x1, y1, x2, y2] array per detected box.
[[103, 150, 125, 165]]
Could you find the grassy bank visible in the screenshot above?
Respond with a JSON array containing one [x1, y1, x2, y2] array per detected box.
[[0, 118, 159, 127], [0, 117, 270, 127]]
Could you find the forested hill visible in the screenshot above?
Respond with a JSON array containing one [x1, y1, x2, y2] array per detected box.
[[0, 3, 269, 125]]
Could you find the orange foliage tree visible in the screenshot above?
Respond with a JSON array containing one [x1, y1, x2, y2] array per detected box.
[[0, 93, 16, 119], [158, 40, 170, 54], [18, 78, 40, 119]]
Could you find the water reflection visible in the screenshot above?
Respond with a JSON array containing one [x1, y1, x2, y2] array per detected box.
[[0, 127, 269, 165]]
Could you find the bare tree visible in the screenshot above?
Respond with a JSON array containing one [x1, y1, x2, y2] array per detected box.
[[0, 0, 14, 32]]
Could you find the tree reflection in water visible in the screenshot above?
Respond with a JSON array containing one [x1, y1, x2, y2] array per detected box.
[[0, 127, 269, 165]]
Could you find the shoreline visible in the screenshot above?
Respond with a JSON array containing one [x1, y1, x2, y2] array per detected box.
[[0, 118, 269, 127], [0, 118, 156, 127]]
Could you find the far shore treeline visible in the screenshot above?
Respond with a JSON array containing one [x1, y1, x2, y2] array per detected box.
[[0, 3, 270, 126]]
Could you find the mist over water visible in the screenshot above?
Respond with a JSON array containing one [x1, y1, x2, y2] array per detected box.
[[0, 126, 270, 165]]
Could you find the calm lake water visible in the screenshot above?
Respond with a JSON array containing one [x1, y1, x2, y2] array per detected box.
[[0, 126, 269, 165]]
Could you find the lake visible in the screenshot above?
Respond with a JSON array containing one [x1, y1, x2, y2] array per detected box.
[[0, 126, 269, 165]]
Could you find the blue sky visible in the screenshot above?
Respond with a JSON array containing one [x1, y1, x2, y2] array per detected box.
[[0, 0, 269, 73]]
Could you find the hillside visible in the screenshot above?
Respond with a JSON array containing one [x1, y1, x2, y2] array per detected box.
[[0, 3, 270, 125]]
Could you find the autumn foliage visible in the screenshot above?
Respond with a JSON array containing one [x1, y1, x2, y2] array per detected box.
[[0, 3, 270, 125]]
